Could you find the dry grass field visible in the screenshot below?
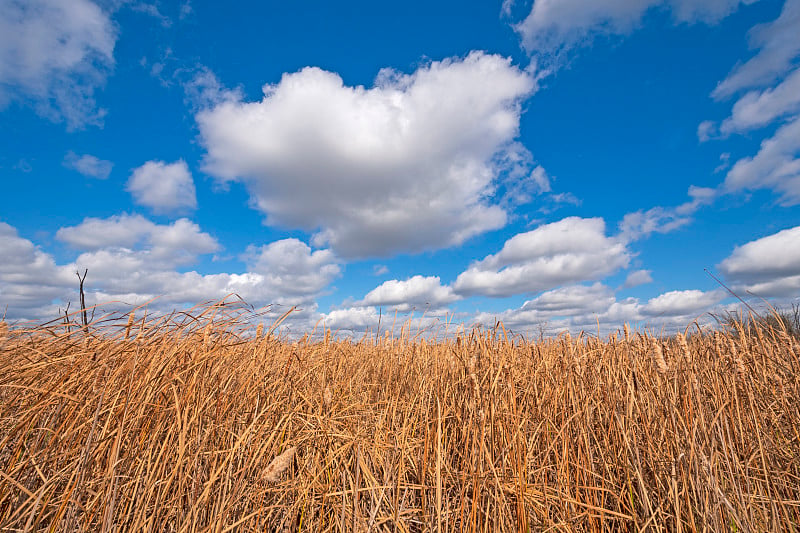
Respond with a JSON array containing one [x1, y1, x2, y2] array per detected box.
[[0, 304, 798, 532]]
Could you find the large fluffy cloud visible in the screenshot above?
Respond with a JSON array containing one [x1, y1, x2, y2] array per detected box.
[[453, 217, 630, 297], [197, 52, 542, 258], [0, 0, 116, 129], [514, 0, 755, 59], [719, 225, 800, 296]]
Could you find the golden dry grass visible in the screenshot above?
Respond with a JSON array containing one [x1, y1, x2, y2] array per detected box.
[[0, 305, 799, 532]]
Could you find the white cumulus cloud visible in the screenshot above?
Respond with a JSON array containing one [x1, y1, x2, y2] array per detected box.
[[619, 186, 716, 241], [63, 151, 113, 179], [623, 269, 654, 288], [453, 217, 630, 297], [359, 275, 459, 311], [520, 282, 616, 314], [719, 225, 800, 296], [321, 305, 445, 336], [197, 51, 541, 258], [712, 0, 800, 99], [515, 0, 755, 61], [701, 0, 800, 206], [0, 217, 339, 321], [720, 67, 800, 134], [127, 160, 198, 214], [641, 289, 725, 317], [723, 116, 800, 205], [242, 239, 341, 300], [0, 222, 74, 318], [474, 285, 726, 335], [0, 0, 117, 129], [56, 214, 219, 264]]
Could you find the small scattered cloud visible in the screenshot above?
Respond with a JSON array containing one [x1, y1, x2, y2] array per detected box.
[[241, 239, 341, 300], [14, 159, 33, 173], [453, 217, 630, 297], [514, 0, 755, 66], [619, 185, 715, 241], [528, 165, 552, 194], [697, 120, 718, 142], [56, 214, 219, 260], [179, 1, 193, 20], [520, 282, 616, 314], [63, 151, 113, 179], [536, 191, 582, 215], [641, 289, 725, 317], [619, 206, 691, 241], [321, 305, 444, 336], [714, 152, 731, 173], [322, 306, 383, 333], [623, 269, 653, 288], [127, 160, 197, 214], [141, 47, 176, 86], [358, 275, 460, 312], [550, 192, 581, 205], [494, 149, 552, 208], [129, 2, 171, 27], [373, 264, 389, 276], [181, 66, 242, 110]]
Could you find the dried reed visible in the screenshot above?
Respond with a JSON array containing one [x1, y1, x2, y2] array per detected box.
[[0, 304, 798, 531]]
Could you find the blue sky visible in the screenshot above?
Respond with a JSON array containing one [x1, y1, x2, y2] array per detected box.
[[1, 0, 799, 336]]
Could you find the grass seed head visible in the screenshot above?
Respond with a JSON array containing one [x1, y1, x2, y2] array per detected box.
[[264, 446, 296, 483], [124, 312, 135, 340], [678, 332, 690, 359], [323, 385, 332, 408], [651, 339, 668, 374]]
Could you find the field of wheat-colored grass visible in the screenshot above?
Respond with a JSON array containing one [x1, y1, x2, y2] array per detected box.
[[0, 304, 798, 532]]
